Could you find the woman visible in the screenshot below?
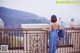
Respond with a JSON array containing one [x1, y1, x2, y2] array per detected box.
[[49, 15, 60, 53]]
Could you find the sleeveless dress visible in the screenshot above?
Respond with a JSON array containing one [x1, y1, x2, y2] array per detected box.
[[49, 29, 58, 53]]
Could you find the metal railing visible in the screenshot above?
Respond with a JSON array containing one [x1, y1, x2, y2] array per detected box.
[[0, 28, 80, 53], [56, 28, 80, 53]]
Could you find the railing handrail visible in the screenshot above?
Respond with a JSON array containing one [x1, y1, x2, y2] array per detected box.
[[65, 28, 80, 30], [0, 28, 48, 31]]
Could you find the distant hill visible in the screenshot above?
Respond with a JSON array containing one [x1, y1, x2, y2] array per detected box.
[[0, 7, 50, 28]]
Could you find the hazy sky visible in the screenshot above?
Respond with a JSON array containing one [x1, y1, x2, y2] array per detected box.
[[0, 0, 80, 24]]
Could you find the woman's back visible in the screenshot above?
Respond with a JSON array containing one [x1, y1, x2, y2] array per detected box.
[[51, 22, 59, 30]]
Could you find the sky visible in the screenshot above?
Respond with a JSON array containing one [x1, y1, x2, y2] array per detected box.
[[0, 0, 80, 25]]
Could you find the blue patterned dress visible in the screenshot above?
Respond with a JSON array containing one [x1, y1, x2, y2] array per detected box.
[[49, 29, 58, 53]]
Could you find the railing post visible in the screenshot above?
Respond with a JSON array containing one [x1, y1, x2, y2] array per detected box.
[[23, 30, 27, 53]]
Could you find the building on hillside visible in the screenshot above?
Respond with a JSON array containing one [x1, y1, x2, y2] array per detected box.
[[0, 18, 4, 28]]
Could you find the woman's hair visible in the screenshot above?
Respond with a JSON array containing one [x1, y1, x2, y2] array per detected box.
[[51, 15, 57, 23]]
